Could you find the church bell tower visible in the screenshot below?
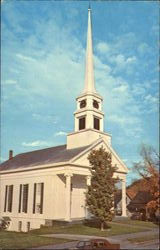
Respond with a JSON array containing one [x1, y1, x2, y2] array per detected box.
[[67, 6, 111, 149]]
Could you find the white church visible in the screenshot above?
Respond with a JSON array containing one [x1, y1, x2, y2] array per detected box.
[[0, 7, 128, 232]]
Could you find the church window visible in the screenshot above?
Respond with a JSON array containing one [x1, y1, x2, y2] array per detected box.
[[80, 99, 86, 108], [94, 117, 100, 130], [79, 117, 85, 130], [18, 185, 22, 213], [22, 184, 29, 213], [93, 100, 99, 109], [4, 185, 13, 212], [18, 184, 29, 213], [33, 183, 44, 214]]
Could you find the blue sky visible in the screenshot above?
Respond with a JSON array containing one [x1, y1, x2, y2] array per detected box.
[[1, 0, 159, 185]]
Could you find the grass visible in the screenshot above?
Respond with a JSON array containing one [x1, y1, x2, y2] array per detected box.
[[31, 222, 150, 237], [0, 230, 71, 249], [127, 234, 159, 243], [113, 217, 158, 228], [0, 218, 158, 248]]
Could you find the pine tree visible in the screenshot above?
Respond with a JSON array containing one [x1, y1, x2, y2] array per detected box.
[[86, 147, 118, 231]]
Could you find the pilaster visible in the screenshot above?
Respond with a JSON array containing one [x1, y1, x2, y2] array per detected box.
[[65, 173, 73, 221]]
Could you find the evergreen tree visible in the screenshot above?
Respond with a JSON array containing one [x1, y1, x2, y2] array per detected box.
[[86, 147, 118, 231]]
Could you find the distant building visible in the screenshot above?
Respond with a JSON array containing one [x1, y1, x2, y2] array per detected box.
[[0, 7, 128, 232], [127, 191, 153, 217]]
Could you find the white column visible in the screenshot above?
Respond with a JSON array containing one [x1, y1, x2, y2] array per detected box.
[[121, 178, 127, 217], [65, 173, 73, 221], [85, 175, 91, 219], [86, 175, 91, 186]]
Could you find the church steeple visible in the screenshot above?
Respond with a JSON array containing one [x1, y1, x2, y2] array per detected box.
[[83, 6, 96, 94], [67, 6, 112, 149]]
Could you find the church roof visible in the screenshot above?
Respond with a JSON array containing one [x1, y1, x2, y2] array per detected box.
[[0, 144, 90, 171]]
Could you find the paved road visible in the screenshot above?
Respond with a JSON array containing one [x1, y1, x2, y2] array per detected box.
[[31, 239, 159, 249], [31, 228, 159, 249]]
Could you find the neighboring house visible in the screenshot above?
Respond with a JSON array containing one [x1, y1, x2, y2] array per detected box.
[[127, 191, 153, 219], [0, 7, 128, 232], [114, 190, 132, 216], [127, 178, 151, 199]]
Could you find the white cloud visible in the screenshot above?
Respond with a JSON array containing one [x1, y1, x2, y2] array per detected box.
[[132, 83, 146, 96], [22, 140, 51, 147], [143, 94, 158, 113], [54, 131, 67, 137], [94, 56, 111, 74], [137, 43, 150, 54], [96, 42, 110, 54], [112, 85, 128, 93], [4, 79, 17, 85], [126, 56, 137, 64], [144, 94, 158, 104], [16, 53, 36, 62], [110, 54, 137, 69], [114, 54, 125, 65]]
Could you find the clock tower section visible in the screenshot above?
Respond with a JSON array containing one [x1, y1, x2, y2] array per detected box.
[[67, 7, 111, 149]]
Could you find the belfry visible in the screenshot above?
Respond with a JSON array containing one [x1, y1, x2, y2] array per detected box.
[[0, 6, 128, 232]]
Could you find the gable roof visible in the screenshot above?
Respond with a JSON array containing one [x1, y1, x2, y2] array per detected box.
[[129, 191, 153, 205], [127, 191, 153, 211], [126, 178, 151, 199], [0, 144, 90, 172], [71, 138, 128, 173]]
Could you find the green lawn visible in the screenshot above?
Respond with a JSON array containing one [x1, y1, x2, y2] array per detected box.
[[0, 231, 71, 249], [113, 218, 158, 228], [1, 219, 158, 249], [127, 234, 159, 243], [31, 222, 150, 237]]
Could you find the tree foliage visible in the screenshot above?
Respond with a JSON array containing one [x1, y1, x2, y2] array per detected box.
[[86, 147, 118, 230], [134, 144, 159, 214]]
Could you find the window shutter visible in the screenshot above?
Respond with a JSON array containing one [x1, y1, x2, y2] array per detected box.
[[18, 184, 22, 213], [22, 184, 29, 213], [4, 185, 8, 212], [33, 183, 36, 214], [8, 185, 13, 212], [40, 183, 44, 214]]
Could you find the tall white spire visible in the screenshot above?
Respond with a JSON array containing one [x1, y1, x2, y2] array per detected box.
[[83, 6, 96, 93]]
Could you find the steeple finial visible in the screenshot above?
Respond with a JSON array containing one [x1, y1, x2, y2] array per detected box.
[[83, 4, 96, 94], [88, 0, 91, 10]]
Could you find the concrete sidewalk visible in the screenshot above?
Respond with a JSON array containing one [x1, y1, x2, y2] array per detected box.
[[40, 227, 159, 241]]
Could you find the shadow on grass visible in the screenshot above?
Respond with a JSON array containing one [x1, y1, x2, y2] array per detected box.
[[83, 219, 111, 229]]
